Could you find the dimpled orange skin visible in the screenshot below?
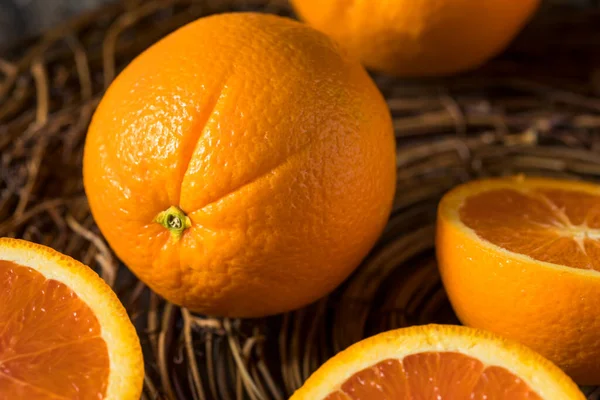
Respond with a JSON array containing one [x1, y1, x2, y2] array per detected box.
[[83, 13, 396, 318], [291, 0, 541, 77]]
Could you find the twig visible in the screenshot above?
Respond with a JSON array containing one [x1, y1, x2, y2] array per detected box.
[[182, 309, 207, 400]]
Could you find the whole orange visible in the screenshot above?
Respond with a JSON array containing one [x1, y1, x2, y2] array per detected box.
[[291, 0, 541, 77], [83, 13, 396, 317]]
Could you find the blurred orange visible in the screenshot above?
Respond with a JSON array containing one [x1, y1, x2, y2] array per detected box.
[[292, 0, 541, 76]]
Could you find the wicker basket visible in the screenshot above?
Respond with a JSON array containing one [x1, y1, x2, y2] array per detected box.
[[1, 0, 600, 399]]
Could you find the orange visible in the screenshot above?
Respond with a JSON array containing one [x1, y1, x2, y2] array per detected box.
[[437, 176, 600, 384], [291, 0, 541, 77], [0, 238, 143, 399], [291, 324, 584, 399], [83, 13, 396, 317]]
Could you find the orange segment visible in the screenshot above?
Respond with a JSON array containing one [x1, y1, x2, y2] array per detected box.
[[339, 359, 409, 398], [472, 366, 542, 400], [460, 187, 600, 270], [292, 325, 583, 400], [404, 353, 484, 398], [0, 260, 109, 399], [327, 353, 541, 399], [436, 176, 600, 384], [0, 238, 143, 399]]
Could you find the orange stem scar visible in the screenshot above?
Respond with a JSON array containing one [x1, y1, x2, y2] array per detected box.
[[153, 206, 191, 241]]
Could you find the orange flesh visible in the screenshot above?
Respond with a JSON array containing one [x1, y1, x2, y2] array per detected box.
[[0, 260, 109, 399], [325, 352, 541, 399], [460, 188, 600, 270]]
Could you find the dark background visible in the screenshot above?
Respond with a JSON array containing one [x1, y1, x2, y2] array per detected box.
[[0, 0, 599, 52], [0, 0, 112, 51]]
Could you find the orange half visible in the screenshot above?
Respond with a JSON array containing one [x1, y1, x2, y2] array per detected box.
[[437, 176, 600, 384], [0, 238, 143, 399], [290, 324, 583, 399]]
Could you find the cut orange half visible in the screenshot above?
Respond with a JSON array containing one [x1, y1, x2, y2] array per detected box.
[[0, 238, 144, 399], [437, 176, 600, 384], [290, 324, 583, 399]]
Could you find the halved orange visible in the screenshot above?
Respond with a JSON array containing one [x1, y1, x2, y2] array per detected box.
[[437, 176, 600, 384], [290, 324, 583, 399], [0, 238, 143, 399]]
